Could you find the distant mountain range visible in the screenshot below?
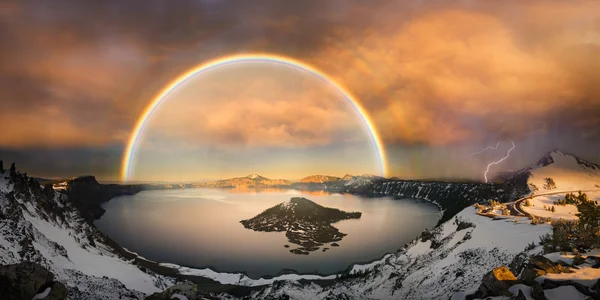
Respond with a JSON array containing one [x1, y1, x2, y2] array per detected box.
[[194, 173, 292, 188], [193, 173, 384, 189]]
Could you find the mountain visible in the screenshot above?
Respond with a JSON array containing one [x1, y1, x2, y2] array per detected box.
[[298, 175, 341, 183], [2, 150, 599, 299], [240, 197, 361, 255], [0, 164, 175, 299], [341, 174, 354, 181], [324, 173, 385, 192], [195, 174, 292, 188], [513, 149, 600, 194]]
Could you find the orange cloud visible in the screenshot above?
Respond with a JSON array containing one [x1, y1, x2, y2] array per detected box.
[[309, 2, 600, 145], [138, 67, 367, 149], [1, 0, 599, 149]]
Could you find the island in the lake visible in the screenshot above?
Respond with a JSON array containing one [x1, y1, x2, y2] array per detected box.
[[240, 197, 362, 255]]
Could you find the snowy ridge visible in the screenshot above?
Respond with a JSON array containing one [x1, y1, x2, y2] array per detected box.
[[240, 207, 551, 300], [0, 168, 173, 299], [519, 149, 600, 193]]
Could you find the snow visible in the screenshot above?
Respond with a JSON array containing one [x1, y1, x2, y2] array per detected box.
[[171, 294, 188, 300], [348, 254, 393, 274], [544, 286, 587, 300], [523, 194, 580, 220], [22, 210, 161, 294], [406, 239, 431, 257], [158, 263, 337, 286], [527, 151, 600, 193], [31, 287, 51, 300], [522, 191, 600, 220], [0, 173, 12, 194], [540, 251, 600, 288], [508, 284, 534, 300]]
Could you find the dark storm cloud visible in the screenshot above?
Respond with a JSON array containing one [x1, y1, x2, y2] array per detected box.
[[1, 0, 600, 179], [0, 0, 366, 148]]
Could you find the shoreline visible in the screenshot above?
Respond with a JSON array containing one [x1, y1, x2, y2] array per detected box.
[[119, 246, 400, 287], [96, 186, 446, 289]]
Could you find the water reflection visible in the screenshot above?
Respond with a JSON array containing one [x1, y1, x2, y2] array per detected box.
[[95, 188, 440, 278]]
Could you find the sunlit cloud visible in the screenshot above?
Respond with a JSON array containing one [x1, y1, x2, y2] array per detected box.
[[1, 0, 599, 179]]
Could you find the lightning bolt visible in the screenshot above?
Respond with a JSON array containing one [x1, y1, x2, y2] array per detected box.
[[467, 141, 501, 158], [484, 140, 516, 183]]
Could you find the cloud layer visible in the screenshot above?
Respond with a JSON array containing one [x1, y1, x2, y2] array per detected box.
[[1, 0, 599, 149]]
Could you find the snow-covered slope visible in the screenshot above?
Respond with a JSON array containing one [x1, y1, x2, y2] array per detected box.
[[240, 207, 550, 300], [522, 191, 600, 220], [0, 167, 173, 299], [519, 149, 600, 193]]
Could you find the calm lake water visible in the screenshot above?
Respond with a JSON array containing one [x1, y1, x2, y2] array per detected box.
[[95, 188, 440, 278]]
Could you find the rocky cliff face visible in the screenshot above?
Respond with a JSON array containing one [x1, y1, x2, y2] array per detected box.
[[59, 176, 143, 223]]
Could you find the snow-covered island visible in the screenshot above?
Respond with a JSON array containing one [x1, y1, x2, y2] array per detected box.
[[240, 197, 362, 255]]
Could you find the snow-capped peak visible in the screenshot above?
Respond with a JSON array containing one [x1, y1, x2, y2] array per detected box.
[[532, 149, 600, 171], [520, 148, 600, 193], [341, 174, 354, 181], [246, 174, 262, 179]]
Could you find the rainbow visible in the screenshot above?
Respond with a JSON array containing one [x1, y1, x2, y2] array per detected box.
[[121, 53, 388, 181]]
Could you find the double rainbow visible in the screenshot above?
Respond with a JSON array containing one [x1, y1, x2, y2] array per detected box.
[[121, 53, 387, 181]]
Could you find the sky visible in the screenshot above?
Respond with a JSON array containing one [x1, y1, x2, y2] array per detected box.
[[0, 0, 599, 182]]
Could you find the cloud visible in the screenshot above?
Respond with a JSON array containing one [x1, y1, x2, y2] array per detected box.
[[0, 0, 599, 150], [310, 2, 600, 145], [138, 66, 367, 149]]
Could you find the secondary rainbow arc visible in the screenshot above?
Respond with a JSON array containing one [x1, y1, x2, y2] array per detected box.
[[121, 53, 388, 181]]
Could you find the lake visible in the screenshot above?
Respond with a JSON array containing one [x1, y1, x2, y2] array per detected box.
[[95, 188, 441, 278]]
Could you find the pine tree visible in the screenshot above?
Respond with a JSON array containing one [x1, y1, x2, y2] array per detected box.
[[42, 183, 54, 200], [9, 163, 16, 179], [551, 206, 556, 213], [0, 160, 3, 173]]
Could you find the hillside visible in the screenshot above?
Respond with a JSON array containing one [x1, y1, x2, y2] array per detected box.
[[0, 165, 174, 299], [518, 149, 600, 193], [2, 149, 599, 299], [298, 175, 341, 183], [195, 174, 292, 188]]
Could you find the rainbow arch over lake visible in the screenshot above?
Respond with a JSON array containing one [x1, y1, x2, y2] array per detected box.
[[121, 53, 388, 181]]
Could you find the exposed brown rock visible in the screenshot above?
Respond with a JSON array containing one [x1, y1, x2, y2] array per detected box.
[[529, 256, 564, 274], [477, 266, 519, 297]]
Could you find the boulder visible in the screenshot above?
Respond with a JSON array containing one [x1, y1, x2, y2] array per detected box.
[[514, 289, 528, 300], [573, 255, 586, 266], [520, 264, 547, 284], [593, 279, 600, 292], [0, 262, 67, 300], [529, 256, 563, 274], [47, 282, 69, 300], [477, 266, 519, 297], [531, 282, 548, 300], [542, 279, 593, 297]]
